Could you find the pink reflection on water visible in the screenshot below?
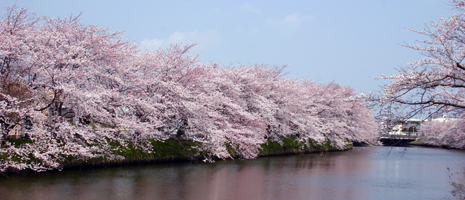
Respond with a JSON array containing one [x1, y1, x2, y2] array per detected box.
[[1, 147, 465, 200]]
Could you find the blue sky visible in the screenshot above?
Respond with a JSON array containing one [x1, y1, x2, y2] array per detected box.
[[0, 0, 457, 93]]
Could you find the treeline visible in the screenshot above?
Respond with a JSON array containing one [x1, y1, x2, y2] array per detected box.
[[419, 119, 465, 149], [0, 6, 378, 172]]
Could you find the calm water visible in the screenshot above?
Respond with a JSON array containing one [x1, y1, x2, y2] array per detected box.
[[1, 146, 465, 200]]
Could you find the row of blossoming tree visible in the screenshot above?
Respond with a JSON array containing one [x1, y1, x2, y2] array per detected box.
[[0, 5, 378, 172], [376, 0, 465, 149]]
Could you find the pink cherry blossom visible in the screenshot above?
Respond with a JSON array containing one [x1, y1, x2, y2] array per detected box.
[[0, 5, 379, 173]]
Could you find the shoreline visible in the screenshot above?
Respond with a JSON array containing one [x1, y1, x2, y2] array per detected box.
[[0, 136, 349, 177]]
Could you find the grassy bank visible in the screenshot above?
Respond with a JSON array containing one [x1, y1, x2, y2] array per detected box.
[[408, 138, 460, 149], [1, 136, 350, 174], [64, 136, 348, 168], [47, 138, 204, 169], [258, 136, 350, 156]]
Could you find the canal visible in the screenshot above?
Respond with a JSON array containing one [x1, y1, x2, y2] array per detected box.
[[1, 146, 465, 200]]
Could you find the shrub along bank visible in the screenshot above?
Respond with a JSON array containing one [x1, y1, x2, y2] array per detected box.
[[1, 136, 349, 175]]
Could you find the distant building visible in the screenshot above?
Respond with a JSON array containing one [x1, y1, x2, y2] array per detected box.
[[8, 124, 22, 139], [392, 117, 457, 132]]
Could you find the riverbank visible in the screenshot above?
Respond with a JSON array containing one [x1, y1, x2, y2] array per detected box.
[[408, 140, 460, 149], [1, 136, 348, 176]]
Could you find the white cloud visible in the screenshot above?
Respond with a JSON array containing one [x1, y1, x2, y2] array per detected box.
[[139, 38, 164, 50], [267, 12, 314, 32], [241, 4, 261, 14], [139, 30, 222, 51], [283, 13, 310, 25]]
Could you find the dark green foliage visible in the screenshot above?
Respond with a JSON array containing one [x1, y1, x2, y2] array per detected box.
[[3, 137, 32, 148], [225, 142, 238, 158], [259, 136, 343, 156], [99, 138, 203, 163], [147, 138, 201, 160], [55, 138, 204, 169]]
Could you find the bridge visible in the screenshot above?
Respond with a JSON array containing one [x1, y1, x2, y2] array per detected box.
[[379, 132, 418, 146]]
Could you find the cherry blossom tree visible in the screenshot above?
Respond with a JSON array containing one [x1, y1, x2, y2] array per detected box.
[[420, 119, 465, 149], [270, 80, 379, 149], [377, 0, 465, 123], [0, 5, 379, 173], [0, 5, 39, 136], [199, 65, 280, 159], [376, 0, 465, 148], [0, 5, 141, 172]]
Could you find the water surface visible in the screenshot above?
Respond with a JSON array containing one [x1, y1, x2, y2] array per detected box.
[[1, 146, 465, 200]]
